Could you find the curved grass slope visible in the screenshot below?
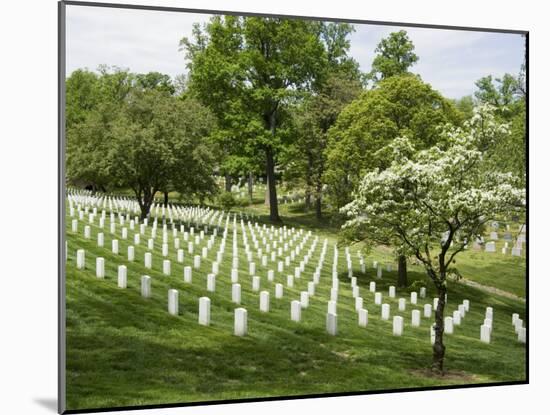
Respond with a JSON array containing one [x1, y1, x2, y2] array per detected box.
[[65, 211, 526, 411]]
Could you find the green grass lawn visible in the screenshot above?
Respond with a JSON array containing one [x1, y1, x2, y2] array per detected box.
[[65, 197, 526, 411]]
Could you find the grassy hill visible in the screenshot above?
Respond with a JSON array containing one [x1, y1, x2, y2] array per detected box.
[[65, 199, 526, 411]]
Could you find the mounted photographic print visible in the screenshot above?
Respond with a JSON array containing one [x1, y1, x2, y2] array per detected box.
[[58, 1, 528, 413]]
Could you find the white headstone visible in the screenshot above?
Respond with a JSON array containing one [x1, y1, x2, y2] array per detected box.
[[117, 265, 127, 288], [308, 281, 315, 296], [112, 239, 119, 254], [96, 257, 105, 278], [444, 316, 454, 334], [518, 327, 526, 343], [234, 308, 248, 336], [97, 233, 104, 247], [287, 275, 294, 288], [480, 324, 491, 343], [168, 289, 178, 315], [419, 287, 426, 298], [291, 300, 301, 322], [369, 281, 376, 293], [328, 300, 337, 315], [355, 297, 363, 312], [423, 303, 432, 318], [232, 283, 241, 304], [398, 298, 406, 311], [412, 309, 421, 327], [389, 286, 396, 298], [381, 303, 390, 320], [393, 316, 404, 336], [194, 255, 201, 269], [410, 292, 418, 305], [453, 310, 461, 325], [275, 283, 283, 299], [163, 260, 171, 275], [144, 252, 152, 269], [326, 312, 338, 336], [198, 297, 211, 326], [207, 274, 216, 292], [252, 276, 260, 291], [177, 249, 184, 263], [141, 275, 151, 298], [374, 292, 382, 305], [128, 245, 135, 262], [485, 242, 496, 253], [300, 291, 309, 308], [76, 249, 85, 269], [358, 308, 368, 327], [184, 266, 192, 283], [259, 291, 270, 312]]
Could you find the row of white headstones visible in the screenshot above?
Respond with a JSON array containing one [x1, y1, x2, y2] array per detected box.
[[479, 226, 526, 256], [68, 192, 526, 343]]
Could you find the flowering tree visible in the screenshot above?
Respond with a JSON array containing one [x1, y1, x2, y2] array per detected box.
[[342, 104, 525, 372]]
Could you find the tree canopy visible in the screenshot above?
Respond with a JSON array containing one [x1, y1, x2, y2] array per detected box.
[[368, 30, 419, 83], [324, 73, 461, 210], [342, 104, 525, 372], [66, 68, 217, 218]]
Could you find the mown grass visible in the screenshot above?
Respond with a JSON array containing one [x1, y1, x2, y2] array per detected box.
[[65, 200, 526, 411]]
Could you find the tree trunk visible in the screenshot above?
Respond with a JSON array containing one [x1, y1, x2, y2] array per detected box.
[[397, 255, 408, 287], [305, 151, 313, 210], [266, 146, 280, 222], [138, 189, 154, 222], [225, 173, 232, 192], [163, 191, 169, 208], [248, 172, 254, 203], [264, 175, 270, 206], [315, 180, 322, 221], [432, 281, 447, 373]]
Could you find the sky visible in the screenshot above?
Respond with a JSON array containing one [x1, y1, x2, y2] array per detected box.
[[66, 4, 526, 99]]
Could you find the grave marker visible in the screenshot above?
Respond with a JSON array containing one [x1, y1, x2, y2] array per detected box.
[[117, 265, 127, 288], [141, 275, 151, 298], [234, 308, 248, 336], [198, 297, 211, 326], [168, 289, 178, 315]]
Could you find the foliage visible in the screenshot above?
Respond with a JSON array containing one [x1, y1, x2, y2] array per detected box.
[[342, 104, 525, 371], [108, 90, 217, 216], [368, 30, 419, 83], [66, 67, 218, 218], [182, 17, 353, 221], [217, 191, 237, 211], [474, 64, 526, 184], [325, 74, 461, 210]]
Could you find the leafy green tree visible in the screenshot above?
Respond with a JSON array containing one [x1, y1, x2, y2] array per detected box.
[[182, 16, 326, 222], [342, 105, 525, 372], [474, 64, 526, 184], [135, 71, 175, 95], [108, 90, 217, 218], [289, 73, 362, 219], [325, 74, 461, 210], [65, 69, 100, 128], [368, 30, 418, 83], [454, 95, 475, 120]]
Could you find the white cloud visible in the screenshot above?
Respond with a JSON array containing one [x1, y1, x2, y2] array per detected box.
[[66, 4, 526, 99]]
